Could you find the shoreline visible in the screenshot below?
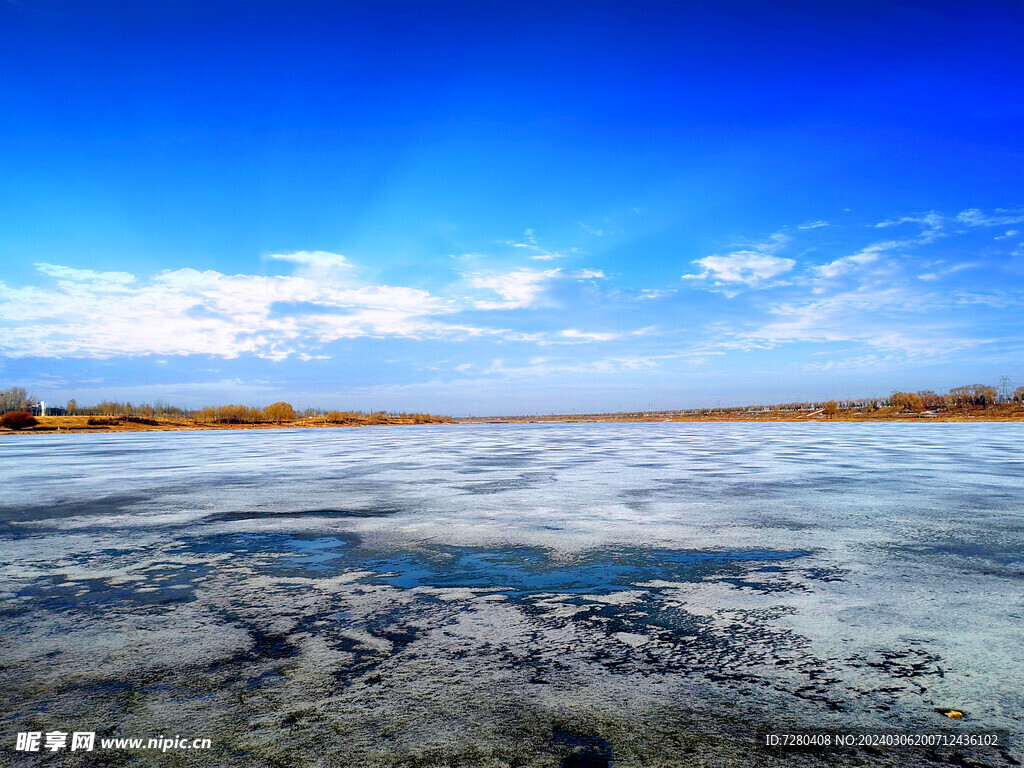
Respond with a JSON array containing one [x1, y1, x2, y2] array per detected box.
[[3, 409, 1023, 435]]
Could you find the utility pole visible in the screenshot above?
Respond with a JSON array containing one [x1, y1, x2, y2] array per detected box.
[[999, 376, 1011, 403]]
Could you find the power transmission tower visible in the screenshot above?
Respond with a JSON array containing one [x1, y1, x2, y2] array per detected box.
[[999, 376, 1011, 402]]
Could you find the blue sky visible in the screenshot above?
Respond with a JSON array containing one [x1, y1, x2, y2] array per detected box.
[[1, 1, 1022, 415]]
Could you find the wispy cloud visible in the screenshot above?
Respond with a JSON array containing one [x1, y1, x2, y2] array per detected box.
[[873, 208, 1024, 244], [577, 221, 607, 236], [873, 211, 945, 243], [916, 262, 979, 281], [954, 208, 1024, 228], [266, 250, 352, 270], [875, 211, 944, 230], [684, 250, 795, 289], [638, 288, 677, 299], [463, 267, 606, 310], [558, 329, 619, 342], [679, 208, 1024, 369], [464, 267, 562, 309], [504, 229, 577, 261], [483, 355, 661, 378], [813, 240, 907, 279], [712, 284, 990, 364], [34, 263, 136, 285]]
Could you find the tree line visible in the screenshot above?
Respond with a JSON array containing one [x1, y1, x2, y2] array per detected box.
[[0, 388, 451, 425], [720, 383, 1023, 415], [3, 381, 1022, 422], [886, 384, 1024, 412]]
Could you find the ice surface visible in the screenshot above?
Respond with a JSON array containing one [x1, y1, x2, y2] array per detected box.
[[1, 423, 1021, 765]]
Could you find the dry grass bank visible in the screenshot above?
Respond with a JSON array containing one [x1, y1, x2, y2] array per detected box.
[[3, 406, 1022, 435], [1, 414, 452, 435], [460, 404, 1024, 424]]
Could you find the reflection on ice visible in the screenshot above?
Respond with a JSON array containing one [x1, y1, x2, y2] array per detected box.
[[205, 532, 810, 593]]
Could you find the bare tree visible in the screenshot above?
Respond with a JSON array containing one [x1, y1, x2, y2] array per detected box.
[[262, 402, 296, 424], [891, 392, 924, 412], [0, 387, 34, 413]]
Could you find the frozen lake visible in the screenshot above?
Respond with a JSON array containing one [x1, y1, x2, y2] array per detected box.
[[2, 423, 1022, 766]]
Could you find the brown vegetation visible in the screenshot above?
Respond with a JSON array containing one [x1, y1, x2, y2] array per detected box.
[[946, 384, 998, 408], [262, 402, 297, 424], [0, 411, 37, 430], [890, 392, 924, 412], [0, 388, 33, 413], [5, 403, 454, 434], [3, 380, 1022, 435], [464, 382, 1024, 424], [194, 405, 263, 424]]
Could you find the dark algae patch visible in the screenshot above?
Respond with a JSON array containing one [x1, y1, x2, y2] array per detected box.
[[554, 726, 613, 768]]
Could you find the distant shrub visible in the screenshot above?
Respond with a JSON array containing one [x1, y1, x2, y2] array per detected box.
[[916, 390, 943, 410], [262, 401, 296, 423], [324, 410, 357, 424], [122, 416, 159, 426], [891, 392, 924, 412], [195, 404, 261, 424], [88, 417, 120, 426], [0, 410, 38, 430]]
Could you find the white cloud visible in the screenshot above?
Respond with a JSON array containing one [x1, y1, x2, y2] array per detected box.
[[797, 220, 829, 229], [955, 208, 1024, 228], [813, 240, 906, 278], [266, 251, 352, 270], [748, 231, 791, 253], [638, 288, 677, 299], [685, 250, 795, 288], [917, 262, 979, 281], [330, 285, 441, 312], [875, 211, 944, 230], [7, 207, 1018, 378], [871, 208, 1024, 248], [0, 262, 462, 360], [464, 268, 562, 309], [558, 329, 619, 342], [34, 263, 136, 285], [873, 211, 946, 243], [716, 286, 982, 361]]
